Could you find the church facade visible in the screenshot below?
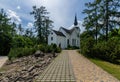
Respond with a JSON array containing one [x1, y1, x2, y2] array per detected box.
[[48, 15, 80, 49]]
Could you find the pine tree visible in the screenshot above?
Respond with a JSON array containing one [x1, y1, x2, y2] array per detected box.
[[30, 6, 53, 44], [18, 24, 23, 35], [11, 22, 17, 37], [31, 6, 46, 43], [102, 0, 120, 41], [43, 17, 53, 43], [97, 0, 120, 41], [0, 9, 12, 55], [83, 0, 101, 44], [83, 0, 120, 41]]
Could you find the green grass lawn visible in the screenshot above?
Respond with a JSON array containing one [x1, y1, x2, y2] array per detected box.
[[89, 58, 120, 80]]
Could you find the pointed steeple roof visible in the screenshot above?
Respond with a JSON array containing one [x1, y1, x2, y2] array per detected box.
[[74, 14, 78, 26]]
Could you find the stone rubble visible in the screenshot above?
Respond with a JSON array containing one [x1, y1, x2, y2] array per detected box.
[[0, 50, 56, 82]]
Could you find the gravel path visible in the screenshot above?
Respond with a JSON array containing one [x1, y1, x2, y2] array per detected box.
[[0, 56, 8, 68], [68, 50, 120, 82]]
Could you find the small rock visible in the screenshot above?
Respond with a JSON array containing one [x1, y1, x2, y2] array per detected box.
[[28, 66, 35, 72], [34, 50, 44, 57], [0, 51, 53, 82]]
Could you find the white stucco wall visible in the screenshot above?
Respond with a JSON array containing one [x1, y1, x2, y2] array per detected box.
[[48, 27, 80, 49], [59, 28, 70, 47], [56, 36, 66, 49], [70, 28, 80, 47], [48, 30, 66, 49], [48, 31, 57, 45]]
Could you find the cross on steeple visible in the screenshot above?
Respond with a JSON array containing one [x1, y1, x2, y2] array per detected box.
[[74, 14, 78, 26]]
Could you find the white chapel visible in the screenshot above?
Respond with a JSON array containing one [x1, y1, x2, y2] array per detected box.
[[48, 15, 80, 49]]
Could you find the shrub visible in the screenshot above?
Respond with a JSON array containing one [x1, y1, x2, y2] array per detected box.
[[8, 48, 36, 60], [80, 36, 95, 57], [93, 41, 109, 60], [55, 47, 61, 53], [66, 45, 79, 50], [12, 36, 34, 48], [12, 36, 26, 48], [0, 33, 12, 56], [37, 44, 61, 53], [80, 29, 120, 64], [93, 37, 120, 64], [37, 44, 46, 52], [51, 43, 61, 53], [45, 45, 53, 53], [107, 37, 120, 63]]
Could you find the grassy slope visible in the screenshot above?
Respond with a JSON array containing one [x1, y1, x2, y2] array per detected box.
[[90, 58, 120, 80]]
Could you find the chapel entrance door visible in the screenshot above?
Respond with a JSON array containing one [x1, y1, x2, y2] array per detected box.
[[67, 39, 69, 46], [59, 43, 61, 48]]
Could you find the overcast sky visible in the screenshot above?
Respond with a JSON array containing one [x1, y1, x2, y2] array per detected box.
[[0, 0, 93, 32]]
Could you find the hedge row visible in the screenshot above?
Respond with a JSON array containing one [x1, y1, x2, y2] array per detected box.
[[8, 44, 61, 60], [80, 36, 120, 64], [37, 44, 61, 53], [8, 48, 36, 60]]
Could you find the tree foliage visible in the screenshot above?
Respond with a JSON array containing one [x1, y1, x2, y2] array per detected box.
[[83, 0, 120, 41], [30, 6, 53, 44], [81, 0, 120, 64], [0, 9, 12, 55], [0, 8, 35, 56], [0, 6, 58, 58]]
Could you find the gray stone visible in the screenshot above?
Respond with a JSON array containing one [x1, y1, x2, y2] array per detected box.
[[0, 52, 53, 82], [34, 50, 44, 57], [28, 66, 35, 72]]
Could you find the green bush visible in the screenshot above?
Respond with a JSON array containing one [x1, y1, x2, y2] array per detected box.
[[8, 48, 36, 60], [37, 44, 61, 53], [93, 37, 120, 63], [51, 43, 61, 53], [66, 45, 79, 50], [0, 33, 12, 56], [80, 36, 95, 57], [12, 36, 26, 48], [12, 36, 34, 48], [44, 45, 51, 53], [37, 44, 46, 52], [93, 41, 109, 60], [38, 44, 53, 53], [8, 43, 62, 60], [55, 47, 61, 53], [107, 37, 120, 63], [80, 29, 120, 64]]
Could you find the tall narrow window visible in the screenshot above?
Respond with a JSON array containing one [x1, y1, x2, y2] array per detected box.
[[72, 39, 74, 46], [67, 39, 69, 46], [77, 40, 79, 45], [75, 39, 76, 46], [51, 37, 53, 41]]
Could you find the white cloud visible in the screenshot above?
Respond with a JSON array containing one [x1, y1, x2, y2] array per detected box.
[[17, 6, 21, 10], [7, 9, 21, 24], [0, 0, 89, 31], [78, 21, 85, 33], [19, 12, 34, 22], [27, 22, 33, 28], [24, 0, 78, 28], [41, 0, 72, 28]]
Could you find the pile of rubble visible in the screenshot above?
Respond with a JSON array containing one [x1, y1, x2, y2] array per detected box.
[[0, 51, 55, 82]]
